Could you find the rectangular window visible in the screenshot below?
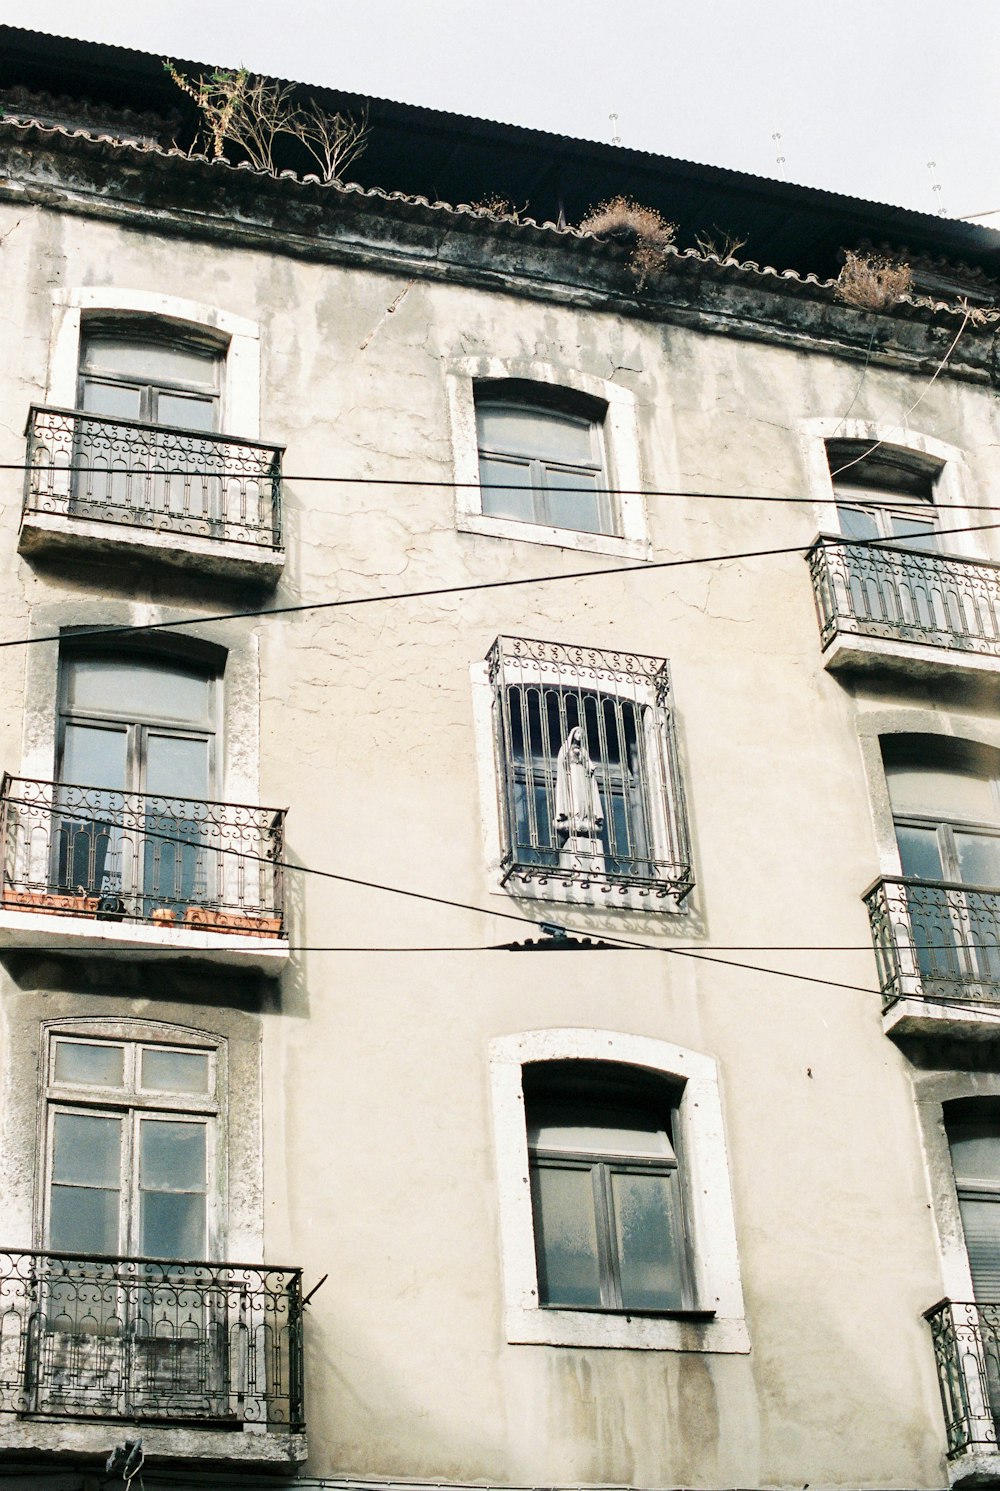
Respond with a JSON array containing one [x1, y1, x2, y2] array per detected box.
[[488, 636, 692, 900]]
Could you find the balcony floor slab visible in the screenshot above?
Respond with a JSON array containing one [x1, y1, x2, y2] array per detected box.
[[19, 511, 284, 586], [0, 907, 288, 970], [822, 630, 1000, 683], [883, 995, 1000, 1041], [0, 1417, 306, 1469]]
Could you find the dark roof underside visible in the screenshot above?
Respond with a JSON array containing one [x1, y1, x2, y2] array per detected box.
[[2, 23, 999, 283]]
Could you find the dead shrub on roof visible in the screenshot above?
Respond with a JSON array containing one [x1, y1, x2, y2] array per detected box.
[[834, 249, 913, 311], [693, 228, 748, 262], [165, 61, 368, 184], [579, 196, 677, 289]]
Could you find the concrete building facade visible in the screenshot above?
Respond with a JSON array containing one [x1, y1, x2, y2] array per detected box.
[[1, 26, 1000, 1491]]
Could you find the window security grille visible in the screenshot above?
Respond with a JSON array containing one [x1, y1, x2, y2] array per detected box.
[[487, 637, 693, 900]]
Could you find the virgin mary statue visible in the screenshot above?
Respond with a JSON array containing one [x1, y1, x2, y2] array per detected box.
[[554, 726, 604, 845]]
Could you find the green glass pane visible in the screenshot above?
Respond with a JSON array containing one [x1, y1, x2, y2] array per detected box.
[[895, 825, 944, 880], [52, 1112, 121, 1186], [140, 1191, 206, 1259], [61, 723, 127, 792], [82, 380, 142, 420], [140, 1120, 206, 1191], [952, 1124, 1000, 1185], [155, 392, 217, 432], [956, 832, 1000, 887], [141, 1048, 210, 1095], [543, 468, 606, 534], [477, 405, 593, 465], [54, 1040, 124, 1087], [49, 1183, 119, 1254], [530, 1164, 602, 1307], [479, 455, 535, 522], [64, 656, 212, 728], [837, 504, 879, 541], [611, 1169, 684, 1310]]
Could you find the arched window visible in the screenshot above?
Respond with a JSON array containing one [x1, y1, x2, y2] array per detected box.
[[54, 640, 223, 916], [827, 440, 942, 551], [78, 321, 222, 433], [489, 1029, 747, 1352], [475, 383, 611, 535], [525, 1061, 689, 1312]]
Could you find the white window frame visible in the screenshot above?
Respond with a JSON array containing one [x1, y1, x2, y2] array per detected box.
[[46, 288, 261, 438], [471, 637, 693, 915], [446, 359, 650, 558], [489, 1029, 748, 1352]]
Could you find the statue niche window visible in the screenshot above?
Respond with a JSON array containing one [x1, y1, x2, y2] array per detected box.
[[487, 636, 693, 902]]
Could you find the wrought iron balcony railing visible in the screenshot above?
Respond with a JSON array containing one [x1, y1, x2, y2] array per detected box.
[[865, 876, 1000, 1010], [807, 538, 1000, 658], [0, 774, 285, 937], [0, 1249, 303, 1428], [926, 1299, 1000, 1457], [24, 405, 284, 549]]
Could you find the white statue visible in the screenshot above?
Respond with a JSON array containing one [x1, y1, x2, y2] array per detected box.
[[554, 726, 604, 842]]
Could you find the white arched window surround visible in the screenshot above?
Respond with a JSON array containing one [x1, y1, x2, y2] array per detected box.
[[798, 417, 980, 558], [855, 710, 1000, 882], [46, 288, 261, 437], [446, 358, 651, 559], [489, 1029, 748, 1352]]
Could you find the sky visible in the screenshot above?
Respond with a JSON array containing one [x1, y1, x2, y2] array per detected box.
[[5, 0, 999, 222]]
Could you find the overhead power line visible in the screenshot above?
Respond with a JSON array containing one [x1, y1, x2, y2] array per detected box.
[[9, 466, 1000, 511], [1, 520, 998, 653]]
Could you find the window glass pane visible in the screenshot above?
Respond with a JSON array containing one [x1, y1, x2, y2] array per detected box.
[[141, 1048, 210, 1095], [50, 1184, 120, 1254], [144, 734, 210, 801], [82, 336, 218, 388], [477, 405, 595, 466], [529, 1106, 674, 1159], [140, 1119, 206, 1191], [479, 455, 536, 522], [837, 504, 880, 542], [542, 468, 605, 535], [889, 515, 938, 552], [54, 1040, 124, 1087], [530, 1164, 603, 1307], [61, 723, 127, 791], [959, 1195, 1000, 1300], [886, 764, 996, 823], [951, 1123, 1000, 1186], [64, 656, 212, 728], [154, 392, 217, 432], [81, 380, 143, 421], [895, 824, 944, 880], [53, 1112, 122, 1187], [956, 831, 1000, 887], [611, 1169, 684, 1309], [140, 1190, 206, 1258]]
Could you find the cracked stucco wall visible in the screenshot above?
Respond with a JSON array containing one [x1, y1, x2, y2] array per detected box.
[[0, 186, 998, 1488]]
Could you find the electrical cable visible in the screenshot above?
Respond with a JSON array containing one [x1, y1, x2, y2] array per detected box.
[[828, 307, 974, 482], [1, 520, 998, 652], [9, 466, 1000, 509]]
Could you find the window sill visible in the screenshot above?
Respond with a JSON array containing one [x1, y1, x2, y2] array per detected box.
[[0, 906, 289, 971], [19, 510, 284, 587], [505, 1305, 749, 1353], [457, 511, 650, 560]]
